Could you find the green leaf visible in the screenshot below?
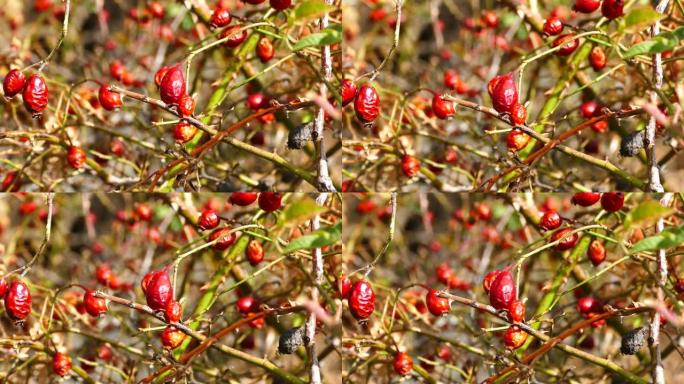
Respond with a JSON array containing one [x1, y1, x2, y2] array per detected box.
[[280, 197, 328, 224], [629, 224, 684, 254], [623, 27, 684, 58], [283, 222, 341, 253], [292, 28, 341, 51], [622, 200, 673, 230], [295, 0, 335, 21], [623, 6, 663, 33]]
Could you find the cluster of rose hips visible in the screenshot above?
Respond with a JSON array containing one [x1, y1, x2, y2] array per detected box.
[[3, 69, 48, 117], [483, 268, 529, 349], [337, 274, 375, 323]]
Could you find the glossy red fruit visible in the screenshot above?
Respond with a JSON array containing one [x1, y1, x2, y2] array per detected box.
[[540, 211, 562, 231], [159, 64, 185, 105], [591, 120, 608, 133], [436, 263, 454, 285], [543, 17, 563, 36], [393, 352, 413, 376], [154, 66, 170, 88], [401, 155, 421, 177], [246, 239, 265, 265], [258, 192, 282, 212], [178, 95, 195, 117], [443, 69, 460, 90], [52, 352, 72, 376], [481, 10, 498, 28], [208, 227, 237, 250], [503, 326, 528, 349], [109, 60, 125, 81], [210, 6, 232, 28], [230, 192, 258, 206], [23, 74, 48, 115], [550, 228, 579, 251], [161, 326, 186, 349], [354, 84, 380, 123], [483, 270, 502, 294], [506, 129, 531, 151], [432, 94, 455, 119], [590, 46, 607, 71], [600, 192, 624, 212], [580, 101, 599, 118], [5, 280, 32, 320], [270, 0, 292, 10], [136, 204, 153, 221], [236, 296, 258, 315], [95, 264, 113, 287], [67, 146, 87, 169], [508, 300, 525, 323], [601, 0, 624, 19], [510, 103, 527, 126], [341, 79, 357, 107], [573, 0, 600, 13], [83, 290, 107, 317], [577, 296, 600, 314], [198, 209, 219, 230], [489, 269, 516, 310], [246, 92, 267, 110], [588, 239, 606, 266], [553, 34, 579, 56], [141, 269, 173, 311], [165, 300, 182, 323], [349, 280, 375, 321], [221, 25, 248, 48], [0, 277, 6, 297], [425, 289, 450, 316], [98, 85, 122, 111], [147, 2, 165, 18], [337, 274, 352, 299], [173, 121, 199, 143], [256, 37, 275, 62], [488, 73, 518, 114], [572, 192, 601, 206], [3, 69, 26, 98]]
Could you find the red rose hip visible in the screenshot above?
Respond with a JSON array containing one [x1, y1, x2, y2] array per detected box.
[[571, 192, 601, 207], [431, 94, 455, 119], [230, 192, 258, 206], [425, 289, 450, 316], [83, 290, 108, 317], [354, 84, 380, 123], [52, 352, 72, 376], [393, 352, 413, 376], [543, 17, 563, 36], [601, 0, 624, 19], [488, 269, 516, 310], [3, 69, 26, 98], [165, 300, 182, 323], [5, 280, 32, 321], [341, 79, 357, 107], [98, 84, 122, 111], [573, 0, 600, 13], [246, 239, 265, 265], [23, 74, 49, 115], [588, 239, 606, 266], [198, 209, 219, 230], [67, 146, 87, 169], [159, 64, 186, 105], [141, 269, 173, 311], [258, 192, 282, 212], [540, 211, 562, 231], [208, 227, 237, 250], [550, 228, 579, 251], [401, 155, 421, 178], [349, 280, 375, 321], [600, 192, 624, 212], [488, 73, 518, 114]]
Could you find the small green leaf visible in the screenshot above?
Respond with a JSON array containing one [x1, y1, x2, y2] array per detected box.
[[624, 28, 682, 58], [295, 0, 335, 21], [623, 6, 663, 33], [622, 200, 673, 230], [280, 197, 328, 224], [630, 224, 684, 254], [283, 222, 341, 253], [292, 28, 341, 51]]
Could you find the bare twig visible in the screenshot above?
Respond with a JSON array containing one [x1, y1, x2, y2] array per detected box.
[[13, 193, 54, 278], [306, 194, 328, 384]]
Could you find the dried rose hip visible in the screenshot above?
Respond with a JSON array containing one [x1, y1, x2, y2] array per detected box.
[[488, 269, 516, 310], [83, 290, 107, 317], [208, 227, 237, 251], [540, 210, 562, 231], [5, 280, 32, 321], [141, 269, 173, 311], [52, 352, 72, 377], [571, 192, 601, 207], [488, 73, 518, 114], [23, 74, 49, 115], [600, 192, 624, 212], [503, 326, 528, 349], [349, 280, 375, 321], [341, 79, 357, 107], [401, 155, 421, 178], [393, 352, 413, 376], [354, 84, 380, 123], [246, 239, 264, 265], [98, 84, 122, 111], [159, 64, 185, 105], [431, 94, 455, 119], [3, 69, 26, 98], [161, 326, 186, 349], [230, 192, 258, 206], [550, 228, 579, 251], [425, 289, 450, 316], [258, 192, 282, 212], [588, 239, 606, 266]]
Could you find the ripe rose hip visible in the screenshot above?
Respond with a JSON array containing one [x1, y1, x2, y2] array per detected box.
[[161, 326, 186, 349], [431, 94, 455, 119], [141, 269, 173, 311], [95, 264, 113, 287], [590, 46, 607, 71], [577, 296, 600, 314], [208, 227, 237, 250], [52, 352, 72, 377], [488, 73, 518, 114], [173, 121, 199, 143], [349, 280, 375, 321], [98, 85, 122, 111], [247, 93, 267, 110], [0, 277, 6, 297], [3, 69, 26, 98], [147, 2, 165, 19], [221, 26, 248, 48], [503, 326, 528, 349], [550, 228, 579, 251], [159, 64, 186, 105], [198, 209, 219, 230], [135, 204, 153, 221], [553, 34, 579, 56], [480, 10, 498, 28], [483, 270, 502, 294], [210, 6, 232, 28], [165, 300, 182, 323], [443, 69, 460, 90], [588, 239, 606, 266], [236, 296, 258, 315], [246, 239, 264, 265], [540, 210, 562, 231], [401, 155, 421, 178], [337, 274, 352, 299], [354, 84, 380, 123], [488, 269, 516, 310], [270, 0, 292, 11], [256, 37, 275, 63], [573, 0, 600, 13], [425, 289, 450, 316], [83, 290, 108, 317], [258, 192, 282, 212], [341, 79, 357, 107], [5, 280, 32, 321], [23, 74, 49, 115], [506, 129, 531, 151], [436, 263, 454, 285], [510, 103, 527, 126], [393, 352, 413, 376], [571, 192, 601, 206], [601, 0, 624, 19], [508, 300, 525, 323], [543, 17, 563, 36], [178, 95, 195, 117], [600, 192, 624, 212], [580, 101, 599, 118], [109, 60, 125, 81], [591, 120, 608, 133], [154, 66, 170, 88], [230, 192, 258, 206], [67, 146, 87, 169]]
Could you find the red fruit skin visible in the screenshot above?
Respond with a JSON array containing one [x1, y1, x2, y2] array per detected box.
[[210, 7, 232, 28], [443, 69, 460, 90], [3, 69, 26, 98], [178, 95, 195, 117], [510, 103, 527, 126], [571, 192, 601, 206], [674, 278, 684, 293], [588, 239, 606, 266], [67, 146, 87, 169], [425, 289, 450, 316], [142, 269, 173, 311], [580, 101, 599, 118], [198, 209, 219, 230], [393, 352, 413, 376], [208, 227, 237, 250], [540, 211, 562, 231], [543, 17, 563, 36], [83, 290, 107, 317], [173, 121, 198, 143], [246, 93, 267, 110], [147, 2, 165, 18], [256, 37, 275, 62], [600, 192, 624, 212], [590, 46, 607, 71], [508, 300, 525, 323], [553, 34, 579, 56], [23, 74, 49, 115], [258, 192, 282, 212], [2, 171, 21, 192], [349, 280, 375, 321], [5, 280, 32, 320], [236, 296, 257, 315], [52, 352, 72, 377], [354, 84, 380, 123], [270, 0, 292, 10], [488, 270, 516, 310], [246, 239, 264, 265], [109, 60, 125, 81], [165, 300, 182, 323], [601, 0, 624, 19], [487, 73, 518, 114], [550, 228, 579, 251], [401, 155, 421, 177], [230, 192, 258, 206], [591, 120, 608, 133], [95, 264, 113, 286], [506, 129, 531, 151], [481, 11, 498, 28], [341, 79, 357, 107], [337, 274, 351, 299], [573, 0, 600, 13], [577, 296, 600, 314], [436, 263, 454, 285], [0, 277, 6, 297], [503, 326, 528, 349], [98, 85, 122, 111], [221, 26, 248, 48], [159, 64, 186, 105], [154, 66, 170, 88], [161, 326, 186, 349], [483, 270, 502, 294], [432, 94, 455, 119]]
